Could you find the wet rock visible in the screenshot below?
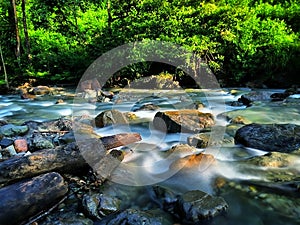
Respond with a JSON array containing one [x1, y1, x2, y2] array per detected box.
[[170, 152, 216, 171], [218, 103, 300, 125], [150, 185, 179, 214], [235, 123, 300, 152], [270, 92, 290, 101], [230, 115, 251, 125], [31, 134, 55, 150], [14, 139, 28, 153], [133, 103, 160, 111], [153, 110, 215, 133], [0, 138, 14, 148], [0, 124, 29, 137], [176, 190, 228, 222], [96, 208, 173, 225], [238, 91, 273, 106], [94, 109, 128, 128], [187, 127, 234, 148], [39, 118, 73, 132], [82, 193, 121, 220], [55, 99, 64, 104], [29, 85, 51, 95], [4, 145, 17, 156]]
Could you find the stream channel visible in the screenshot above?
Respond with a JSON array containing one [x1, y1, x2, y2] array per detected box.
[[1, 87, 300, 225]]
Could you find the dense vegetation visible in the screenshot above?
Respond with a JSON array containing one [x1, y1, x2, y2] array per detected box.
[[0, 0, 299, 88]]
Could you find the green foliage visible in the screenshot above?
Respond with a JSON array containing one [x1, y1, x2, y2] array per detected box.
[[0, 0, 299, 87]]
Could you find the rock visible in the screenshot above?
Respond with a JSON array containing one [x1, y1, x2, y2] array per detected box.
[[1, 145, 17, 158], [153, 110, 215, 133], [170, 152, 216, 171], [150, 185, 179, 214], [270, 92, 290, 101], [14, 139, 28, 153], [150, 186, 228, 223], [176, 190, 228, 222], [230, 115, 251, 125], [187, 128, 234, 148], [96, 208, 173, 225], [55, 99, 64, 104], [31, 134, 55, 150], [82, 194, 121, 219], [0, 138, 14, 148], [0, 124, 29, 137], [94, 110, 128, 128], [30, 85, 51, 95], [82, 193, 121, 220], [218, 103, 300, 125], [245, 152, 294, 168], [235, 123, 300, 152], [21, 92, 36, 99], [133, 103, 160, 111], [238, 91, 273, 106]]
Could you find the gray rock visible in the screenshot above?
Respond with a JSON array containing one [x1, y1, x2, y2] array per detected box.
[[235, 123, 300, 152], [94, 110, 128, 128], [0, 124, 28, 137], [31, 134, 55, 150], [82, 193, 121, 220], [176, 190, 228, 222], [238, 91, 273, 106]]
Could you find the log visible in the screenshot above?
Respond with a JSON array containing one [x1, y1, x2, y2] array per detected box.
[[0, 133, 141, 187], [0, 172, 68, 225]]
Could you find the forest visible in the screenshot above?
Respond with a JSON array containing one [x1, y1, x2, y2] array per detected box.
[[0, 0, 299, 89]]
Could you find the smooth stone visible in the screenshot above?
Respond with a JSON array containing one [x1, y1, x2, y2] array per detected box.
[[14, 139, 28, 153], [153, 110, 215, 133], [0, 124, 29, 137], [235, 123, 300, 152]]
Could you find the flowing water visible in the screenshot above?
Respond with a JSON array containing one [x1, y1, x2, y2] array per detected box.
[[1, 88, 300, 224]]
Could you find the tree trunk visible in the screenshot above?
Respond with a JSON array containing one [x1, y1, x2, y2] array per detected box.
[[21, 0, 31, 63], [0, 172, 68, 225], [107, 0, 112, 35], [10, 0, 21, 64], [0, 44, 9, 89], [0, 133, 141, 187]]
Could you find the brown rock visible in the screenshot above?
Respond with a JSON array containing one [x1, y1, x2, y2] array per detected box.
[[170, 153, 215, 171], [153, 109, 214, 133], [14, 139, 28, 153]]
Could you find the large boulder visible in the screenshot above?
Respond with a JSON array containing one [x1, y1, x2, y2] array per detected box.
[[153, 110, 214, 133], [235, 123, 300, 152]]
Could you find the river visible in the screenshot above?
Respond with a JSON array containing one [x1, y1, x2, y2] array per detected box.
[[1, 87, 300, 225]]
